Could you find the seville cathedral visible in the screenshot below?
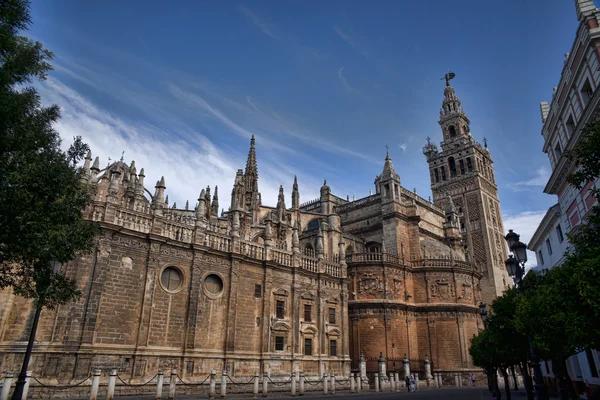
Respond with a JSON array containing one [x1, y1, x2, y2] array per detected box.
[[0, 79, 511, 382]]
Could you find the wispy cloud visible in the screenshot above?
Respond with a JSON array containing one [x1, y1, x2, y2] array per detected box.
[[502, 210, 547, 270], [240, 6, 281, 42], [333, 24, 370, 60], [337, 67, 352, 92], [507, 166, 550, 192], [398, 143, 407, 152]]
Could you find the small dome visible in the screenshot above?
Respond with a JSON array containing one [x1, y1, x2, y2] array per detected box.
[[420, 238, 464, 261]]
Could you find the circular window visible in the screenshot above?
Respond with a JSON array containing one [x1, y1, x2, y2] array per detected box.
[[204, 274, 224, 298], [160, 267, 183, 292]]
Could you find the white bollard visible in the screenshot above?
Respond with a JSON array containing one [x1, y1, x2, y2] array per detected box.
[[168, 369, 177, 400], [156, 370, 164, 400], [330, 373, 335, 394], [357, 374, 362, 392], [0, 372, 14, 400], [253, 371, 259, 398], [106, 369, 117, 400], [209, 370, 216, 399], [350, 373, 355, 393], [415, 374, 419, 390], [220, 370, 227, 399], [22, 371, 32, 400], [291, 371, 296, 397], [322, 373, 328, 395], [374, 373, 379, 392], [395, 372, 400, 392], [299, 372, 304, 396], [90, 369, 101, 400], [262, 372, 268, 397], [380, 373, 385, 392], [390, 374, 395, 391]]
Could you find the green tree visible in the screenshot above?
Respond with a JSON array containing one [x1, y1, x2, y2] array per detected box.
[[517, 264, 598, 400], [0, 0, 97, 398], [469, 328, 502, 398]]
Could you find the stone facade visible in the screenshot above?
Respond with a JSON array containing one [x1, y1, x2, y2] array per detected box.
[[0, 82, 500, 382]]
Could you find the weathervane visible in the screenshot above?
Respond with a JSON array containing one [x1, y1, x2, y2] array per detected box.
[[441, 70, 456, 86], [120, 151, 125, 162], [385, 144, 389, 156], [483, 137, 488, 148]]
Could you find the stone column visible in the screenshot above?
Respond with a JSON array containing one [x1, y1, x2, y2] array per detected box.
[[359, 352, 367, 379], [378, 352, 387, 377], [424, 355, 433, 385], [403, 354, 410, 379]]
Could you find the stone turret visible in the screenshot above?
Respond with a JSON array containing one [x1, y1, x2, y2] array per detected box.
[[292, 175, 300, 209], [276, 185, 286, 222], [375, 151, 401, 203], [575, 0, 597, 21], [90, 156, 100, 182], [211, 186, 219, 217], [81, 150, 92, 182]]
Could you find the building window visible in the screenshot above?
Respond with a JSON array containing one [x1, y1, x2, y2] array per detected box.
[[441, 166, 447, 181], [546, 239, 553, 255], [330, 340, 337, 357], [328, 308, 336, 324], [448, 157, 457, 178], [434, 168, 439, 183], [566, 115, 576, 137], [538, 250, 544, 266], [466, 157, 473, 172], [448, 125, 457, 138], [304, 304, 312, 322], [275, 336, 284, 351], [581, 79, 593, 107], [459, 159, 465, 174], [276, 300, 285, 319], [554, 141, 562, 161], [304, 338, 312, 356], [556, 224, 564, 243], [204, 274, 224, 297], [254, 284, 262, 298], [586, 349, 599, 378], [160, 267, 183, 292]]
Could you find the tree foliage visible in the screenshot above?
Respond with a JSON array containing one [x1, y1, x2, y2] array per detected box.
[[0, 0, 97, 308]]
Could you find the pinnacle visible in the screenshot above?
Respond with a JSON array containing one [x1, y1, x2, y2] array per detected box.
[[92, 156, 100, 170]]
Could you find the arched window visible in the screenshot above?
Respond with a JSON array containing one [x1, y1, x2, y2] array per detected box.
[[448, 157, 457, 178], [434, 168, 439, 183], [459, 159, 465, 174], [307, 218, 322, 230], [448, 125, 457, 138], [466, 158, 473, 172]]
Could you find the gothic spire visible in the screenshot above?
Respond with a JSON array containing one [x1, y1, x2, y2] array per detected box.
[[292, 175, 299, 209], [245, 135, 258, 178], [211, 186, 219, 216]]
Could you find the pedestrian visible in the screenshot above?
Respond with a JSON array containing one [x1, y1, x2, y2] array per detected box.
[[472, 374, 476, 386], [410, 376, 416, 392], [468, 374, 472, 386], [405, 375, 410, 392]]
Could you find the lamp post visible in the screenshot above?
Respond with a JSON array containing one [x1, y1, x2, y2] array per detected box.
[[504, 230, 549, 400]]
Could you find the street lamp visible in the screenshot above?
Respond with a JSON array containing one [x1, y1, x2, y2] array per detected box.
[[504, 229, 549, 400], [478, 302, 488, 326]]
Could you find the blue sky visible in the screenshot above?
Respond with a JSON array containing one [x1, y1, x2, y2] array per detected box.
[[30, 0, 578, 259]]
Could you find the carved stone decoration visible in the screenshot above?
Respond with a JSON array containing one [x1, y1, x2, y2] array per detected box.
[[120, 256, 133, 270], [461, 282, 473, 301], [430, 279, 454, 300], [358, 273, 384, 294], [273, 288, 289, 297]]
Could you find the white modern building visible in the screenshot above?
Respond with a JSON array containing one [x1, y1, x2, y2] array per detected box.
[[529, 0, 600, 395]]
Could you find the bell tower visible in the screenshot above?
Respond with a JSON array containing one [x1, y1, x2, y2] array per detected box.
[[423, 72, 511, 305]]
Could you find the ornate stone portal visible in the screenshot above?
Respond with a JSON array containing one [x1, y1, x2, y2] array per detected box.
[[0, 81, 503, 381]]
